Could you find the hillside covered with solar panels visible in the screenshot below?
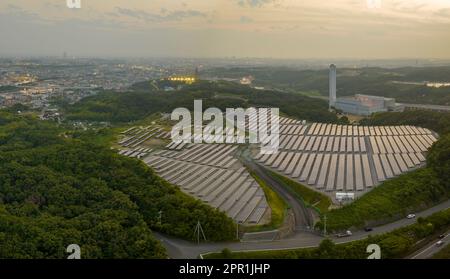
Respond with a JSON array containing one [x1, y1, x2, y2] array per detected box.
[[116, 113, 272, 226], [116, 109, 439, 224], [255, 118, 438, 200]]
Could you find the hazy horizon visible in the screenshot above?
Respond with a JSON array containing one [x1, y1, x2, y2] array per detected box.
[[1, 0, 450, 59]]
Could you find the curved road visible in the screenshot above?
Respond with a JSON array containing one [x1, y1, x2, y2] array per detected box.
[[243, 156, 314, 230], [155, 199, 450, 259]]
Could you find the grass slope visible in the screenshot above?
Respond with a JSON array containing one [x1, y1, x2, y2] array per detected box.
[[266, 170, 331, 214], [242, 171, 288, 233]]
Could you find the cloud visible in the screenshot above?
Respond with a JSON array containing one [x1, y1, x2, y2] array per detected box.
[[115, 7, 207, 22], [44, 1, 65, 10], [434, 8, 450, 19], [2, 4, 43, 22], [165, 10, 207, 21], [240, 16, 254, 23], [237, 0, 278, 8]]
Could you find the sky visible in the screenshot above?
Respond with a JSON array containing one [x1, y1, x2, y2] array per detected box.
[[1, 0, 450, 59]]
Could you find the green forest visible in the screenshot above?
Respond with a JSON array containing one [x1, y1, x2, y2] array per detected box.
[[62, 80, 341, 124], [0, 85, 18, 93], [360, 110, 450, 135], [205, 66, 450, 105], [0, 111, 235, 259]]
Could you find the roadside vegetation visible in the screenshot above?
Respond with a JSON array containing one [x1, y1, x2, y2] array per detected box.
[[204, 208, 450, 259], [317, 168, 447, 231], [267, 170, 331, 214], [243, 171, 289, 233], [431, 243, 450, 259]]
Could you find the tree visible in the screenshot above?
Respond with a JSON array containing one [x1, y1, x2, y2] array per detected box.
[[318, 238, 336, 258]]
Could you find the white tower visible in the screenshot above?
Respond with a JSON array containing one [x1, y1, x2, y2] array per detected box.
[[329, 64, 337, 109]]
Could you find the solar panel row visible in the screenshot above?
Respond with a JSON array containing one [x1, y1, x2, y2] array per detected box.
[[305, 123, 433, 136], [370, 135, 434, 154], [119, 126, 170, 148], [258, 151, 415, 192], [241, 116, 433, 196], [144, 146, 268, 225]]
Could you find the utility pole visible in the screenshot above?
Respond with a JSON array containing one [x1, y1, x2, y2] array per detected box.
[[157, 210, 163, 226], [194, 220, 206, 244], [323, 215, 327, 237]]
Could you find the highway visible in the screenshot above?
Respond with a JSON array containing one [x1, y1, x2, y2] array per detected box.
[[409, 231, 450, 259], [154, 191, 450, 259]]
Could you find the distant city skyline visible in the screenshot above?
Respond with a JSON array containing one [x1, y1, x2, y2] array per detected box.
[[1, 0, 450, 59]]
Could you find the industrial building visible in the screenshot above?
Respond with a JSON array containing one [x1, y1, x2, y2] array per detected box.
[[334, 94, 404, 116], [328, 64, 404, 116]]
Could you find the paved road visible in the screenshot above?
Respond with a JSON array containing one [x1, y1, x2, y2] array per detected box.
[[243, 156, 314, 229], [291, 91, 450, 113], [398, 103, 450, 112], [155, 199, 450, 259], [409, 231, 450, 259]]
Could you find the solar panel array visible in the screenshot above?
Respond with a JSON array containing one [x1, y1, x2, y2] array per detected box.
[[118, 147, 153, 159], [142, 144, 269, 225], [255, 122, 437, 194], [117, 112, 435, 221], [118, 126, 171, 148]]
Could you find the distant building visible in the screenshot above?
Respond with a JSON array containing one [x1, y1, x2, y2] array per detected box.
[[334, 94, 404, 116], [329, 64, 404, 115], [164, 86, 175, 91], [402, 103, 450, 112], [240, 75, 254, 85], [336, 192, 355, 203], [167, 76, 196, 84], [40, 108, 60, 121], [167, 67, 199, 84], [329, 64, 337, 109]]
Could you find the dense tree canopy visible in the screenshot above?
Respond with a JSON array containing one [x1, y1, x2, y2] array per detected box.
[[428, 134, 450, 188], [360, 110, 450, 135], [64, 80, 340, 124], [0, 112, 236, 258]]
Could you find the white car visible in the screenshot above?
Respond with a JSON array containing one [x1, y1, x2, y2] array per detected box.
[[407, 214, 416, 219], [436, 241, 445, 247], [336, 230, 352, 238]]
